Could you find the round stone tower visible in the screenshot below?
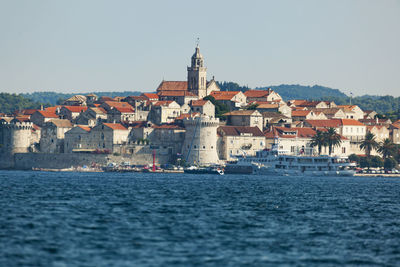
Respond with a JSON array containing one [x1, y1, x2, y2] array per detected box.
[[0, 121, 33, 153], [182, 115, 220, 166]]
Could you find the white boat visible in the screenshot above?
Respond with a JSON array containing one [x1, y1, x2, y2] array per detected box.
[[226, 138, 356, 176]]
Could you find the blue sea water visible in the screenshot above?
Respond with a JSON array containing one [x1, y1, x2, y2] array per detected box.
[[0, 171, 400, 266]]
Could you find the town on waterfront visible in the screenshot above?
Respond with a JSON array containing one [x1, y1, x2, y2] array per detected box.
[[1, 45, 400, 174]]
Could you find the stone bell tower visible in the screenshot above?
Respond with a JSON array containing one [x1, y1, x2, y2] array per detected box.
[[187, 44, 207, 99]]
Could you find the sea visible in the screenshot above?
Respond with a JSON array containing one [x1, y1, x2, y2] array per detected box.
[[0, 170, 399, 266]]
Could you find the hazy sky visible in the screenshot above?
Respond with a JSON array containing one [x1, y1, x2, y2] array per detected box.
[[0, 0, 399, 96]]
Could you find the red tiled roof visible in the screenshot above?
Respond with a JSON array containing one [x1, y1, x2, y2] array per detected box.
[[153, 100, 174, 106], [142, 93, 159, 100], [157, 81, 188, 92], [292, 110, 311, 117], [45, 106, 62, 113], [191, 100, 208, 106], [158, 90, 197, 97], [305, 119, 365, 127], [99, 96, 115, 102], [244, 90, 270, 98], [129, 95, 147, 101], [63, 106, 88, 113], [289, 100, 307, 106], [209, 91, 241, 101], [175, 113, 200, 120], [20, 109, 38, 115], [36, 110, 59, 118], [218, 126, 264, 137], [102, 123, 128, 130], [13, 116, 31, 122], [112, 106, 135, 113], [77, 125, 91, 132], [104, 101, 133, 109], [257, 103, 279, 109], [341, 119, 365, 126]]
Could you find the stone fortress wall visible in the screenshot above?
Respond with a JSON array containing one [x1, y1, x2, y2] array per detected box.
[[181, 115, 220, 166], [0, 121, 33, 153], [1, 151, 171, 170]]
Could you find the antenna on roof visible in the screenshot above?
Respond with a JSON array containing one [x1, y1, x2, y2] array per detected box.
[[196, 37, 200, 47]]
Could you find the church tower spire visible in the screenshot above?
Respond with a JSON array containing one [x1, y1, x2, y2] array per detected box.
[[187, 43, 207, 98]]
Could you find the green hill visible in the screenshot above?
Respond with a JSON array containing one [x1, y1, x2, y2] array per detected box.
[[0, 93, 48, 114], [21, 91, 142, 106]]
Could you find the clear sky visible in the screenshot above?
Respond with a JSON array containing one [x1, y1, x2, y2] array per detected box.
[[0, 0, 399, 96]]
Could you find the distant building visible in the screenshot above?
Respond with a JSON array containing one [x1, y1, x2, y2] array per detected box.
[[224, 110, 263, 130], [217, 126, 265, 160]]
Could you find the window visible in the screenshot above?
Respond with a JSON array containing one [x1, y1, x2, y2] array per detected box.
[[203, 146, 205, 149], [342, 147, 346, 154]]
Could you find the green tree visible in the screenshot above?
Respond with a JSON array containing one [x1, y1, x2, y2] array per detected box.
[[203, 95, 229, 119], [359, 131, 379, 157], [377, 138, 396, 160], [311, 130, 327, 155], [384, 158, 397, 170], [324, 128, 342, 155]]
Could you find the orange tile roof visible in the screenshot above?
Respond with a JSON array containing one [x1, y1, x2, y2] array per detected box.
[[291, 110, 311, 117], [305, 119, 365, 127], [257, 103, 279, 109], [175, 113, 200, 120], [289, 100, 307, 106], [20, 109, 38, 115], [153, 100, 174, 106], [63, 106, 88, 113], [112, 106, 135, 113], [157, 81, 188, 91], [244, 90, 271, 98], [102, 123, 128, 130], [209, 91, 241, 101], [45, 106, 62, 113], [142, 93, 159, 100], [77, 125, 91, 132], [36, 110, 59, 118], [341, 119, 365, 126], [13, 116, 31, 122], [104, 101, 133, 109], [267, 127, 317, 139], [191, 100, 208, 106], [158, 90, 197, 97]]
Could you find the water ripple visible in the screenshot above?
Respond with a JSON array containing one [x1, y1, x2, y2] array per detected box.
[[0, 171, 400, 266]]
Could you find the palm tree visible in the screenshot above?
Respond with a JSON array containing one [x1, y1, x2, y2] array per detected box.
[[377, 138, 396, 159], [324, 127, 342, 155], [359, 131, 379, 157], [311, 130, 326, 155]]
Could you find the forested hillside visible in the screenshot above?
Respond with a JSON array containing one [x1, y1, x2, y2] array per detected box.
[[21, 91, 142, 106], [0, 93, 47, 114]]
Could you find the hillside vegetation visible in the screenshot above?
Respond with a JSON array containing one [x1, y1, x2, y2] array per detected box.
[[21, 91, 142, 106], [0, 93, 48, 114]]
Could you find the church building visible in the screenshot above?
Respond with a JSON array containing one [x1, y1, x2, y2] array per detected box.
[[156, 45, 220, 103]]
